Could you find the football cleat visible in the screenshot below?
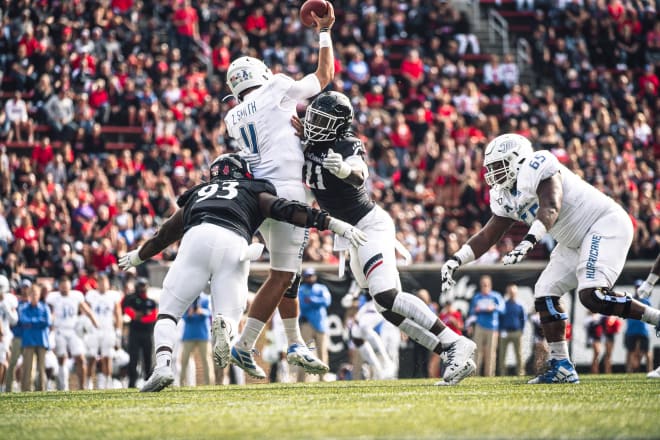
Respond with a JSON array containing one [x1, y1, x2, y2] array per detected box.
[[230, 346, 267, 379], [212, 314, 232, 369], [286, 343, 330, 375], [140, 366, 174, 392], [646, 367, 660, 379], [441, 337, 477, 385], [528, 358, 580, 384]]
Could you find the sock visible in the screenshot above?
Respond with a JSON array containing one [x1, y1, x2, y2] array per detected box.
[[398, 319, 441, 351], [642, 307, 660, 326], [392, 292, 438, 329], [282, 318, 305, 346], [97, 374, 106, 390], [548, 341, 569, 360], [154, 318, 177, 369], [363, 327, 389, 358], [237, 318, 266, 350], [358, 344, 383, 378], [59, 363, 70, 391], [437, 327, 460, 347]]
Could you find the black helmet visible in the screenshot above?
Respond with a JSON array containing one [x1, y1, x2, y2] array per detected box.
[[209, 153, 253, 180], [304, 91, 354, 142]]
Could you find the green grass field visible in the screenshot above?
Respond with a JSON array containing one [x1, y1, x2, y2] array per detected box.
[[2, 374, 659, 440]]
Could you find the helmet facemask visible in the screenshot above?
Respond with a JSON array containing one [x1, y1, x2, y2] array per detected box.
[[303, 106, 346, 142], [484, 158, 518, 190]]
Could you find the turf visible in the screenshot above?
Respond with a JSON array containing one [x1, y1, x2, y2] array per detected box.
[[2, 374, 658, 440]]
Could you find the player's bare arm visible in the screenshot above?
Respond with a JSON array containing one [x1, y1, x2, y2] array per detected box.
[[258, 192, 367, 247], [119, 209, 184, 270], [638, 253, 660, 298], [312, 2, 335, 88], [79, 301, 99, 328]]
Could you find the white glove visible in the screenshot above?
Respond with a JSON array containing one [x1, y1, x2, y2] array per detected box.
[[341, 293, 355, 308], [119, 249, 144, 270], [328, 218, 368, 247], [503, 238, 535, 265], [322, 148, 351, 179], [637, 280, 655, 299], [441, 258, 460, 293]]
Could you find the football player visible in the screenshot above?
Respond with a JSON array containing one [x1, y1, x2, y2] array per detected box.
[[638, 254, 660, 379], [441, 133, 660, 384], [0, 275, 18, 392], [292, 91, 478, 386], [84, 274, 123, 389], [222, 2, 336, 378], [47, 276, 98, 390], [119, 153, 366, 392]]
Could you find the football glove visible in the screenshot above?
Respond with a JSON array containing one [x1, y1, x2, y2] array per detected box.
[[322, 149, 352, 179], [119, 249, 144, 271], [441, 257, 460, 293], [637, 280, 654, 299], [328, 218, 368, 247], [503, 235, 536, 265]]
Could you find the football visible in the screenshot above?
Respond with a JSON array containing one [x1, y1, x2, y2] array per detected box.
[[300, 0, 329, 27]]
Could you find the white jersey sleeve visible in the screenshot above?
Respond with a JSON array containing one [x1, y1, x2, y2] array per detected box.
[[285, 74, 322, 102], [516, 150, 561, 195]]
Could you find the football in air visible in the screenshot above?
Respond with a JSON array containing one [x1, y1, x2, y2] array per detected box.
[[300, 0, 329, 27]]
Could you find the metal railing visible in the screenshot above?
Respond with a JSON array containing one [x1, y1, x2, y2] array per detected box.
[[488, 8, 509, 54], [516, 37, 531, 71]]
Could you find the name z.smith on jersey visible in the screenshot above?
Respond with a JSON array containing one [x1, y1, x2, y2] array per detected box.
[[177, 178, 278, 242], [302, 135, 374, 225]]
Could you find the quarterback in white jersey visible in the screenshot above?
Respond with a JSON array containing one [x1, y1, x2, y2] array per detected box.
[[47, 276, 98, 390], [441, 133, 660, 385], [223, 5, 337, 377], [0, 275, 18, 389], [84, 274, 122, 389]]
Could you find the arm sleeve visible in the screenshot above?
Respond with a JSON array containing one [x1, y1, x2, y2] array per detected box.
[[285, 74, 322, 101]]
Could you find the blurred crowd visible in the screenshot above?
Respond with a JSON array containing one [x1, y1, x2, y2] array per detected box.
[[0, 0, 658, 297]]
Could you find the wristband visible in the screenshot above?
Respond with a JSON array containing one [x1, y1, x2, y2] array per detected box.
[[453, 244, 475, 265], [527, 219, 547, 243], [319, 32, 332, 48], [647, 273, 659, 286]]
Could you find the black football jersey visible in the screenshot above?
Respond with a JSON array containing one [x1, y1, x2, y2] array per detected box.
[[177, 178, 277, 242], [302, 135, 374, 225]]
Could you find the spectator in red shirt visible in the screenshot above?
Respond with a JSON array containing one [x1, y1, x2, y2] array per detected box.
[[31, 138, 54, 173], [172, 0, 199, 63], [399, 49, 425, 93], [92, 238, 118, 274]]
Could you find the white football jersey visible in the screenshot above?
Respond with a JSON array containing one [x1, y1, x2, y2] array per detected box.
[[224, 74, 320, 184], [0, 294, 18, 339], [86, 289, 121, 330], [490, 150, 624, 248], [47, 290, 85, 331]]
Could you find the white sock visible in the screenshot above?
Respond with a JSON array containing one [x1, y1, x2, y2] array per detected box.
[[282, 318, 305, 346], [642, 307, 660, 326], [398, 319, 441, 351], [392, 292, 438, 329], [437, 327, 461, 347], [548, 341, 569, 360], [97, 374, 106, 390], [154, 318, 177, 369], [237, 317, 266, 350], [155, 350, 172, 369], [358, 344, 383, 378]]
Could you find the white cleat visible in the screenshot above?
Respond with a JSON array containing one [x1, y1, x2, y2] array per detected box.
[[212, 314, 232, 369], [140, 366, 174, 393], [441, 337, 477, 385], [286, 343, 329, 374], [647, 367, 660, 379], [230, 346, 267, 379]]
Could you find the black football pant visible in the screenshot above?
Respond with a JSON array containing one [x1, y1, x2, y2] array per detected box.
[[127, 330, 154, 388]]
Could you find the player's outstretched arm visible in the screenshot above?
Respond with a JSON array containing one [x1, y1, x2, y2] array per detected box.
[[312, 2, 336, 89], [441, 215, 515, 292], [258, 192, 367, 247], [503, 174, 563, 265], [639, 254, 660, 298], [119, 209, 185, 270], [322, 148, 366, 187]]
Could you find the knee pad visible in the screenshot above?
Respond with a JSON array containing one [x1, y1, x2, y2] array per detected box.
[[579, 288, 632, 317], [535, 297, 567, 324], [283, 273, 301, 299], [372, 289, 397, 311]]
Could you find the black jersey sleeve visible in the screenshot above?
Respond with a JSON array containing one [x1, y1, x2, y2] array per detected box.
[[177, 183, 204, 208], [335, 136, 365, 160]]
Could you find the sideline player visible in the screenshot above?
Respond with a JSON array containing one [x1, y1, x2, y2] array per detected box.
[[47, 276, 98, 390], [440, 133, 660, 384], [0, 275, 18, 391], [292, 91, 477, 386], [222, 3, 336, 377], [119, 153, 366, 392], [637, 254, 660, 378], [84, 274, 123, 389]]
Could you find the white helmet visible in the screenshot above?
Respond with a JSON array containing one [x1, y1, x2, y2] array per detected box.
[[0, 275, 9, 294], [484, 133, 534, 190], [226, 56, 272, 99]]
